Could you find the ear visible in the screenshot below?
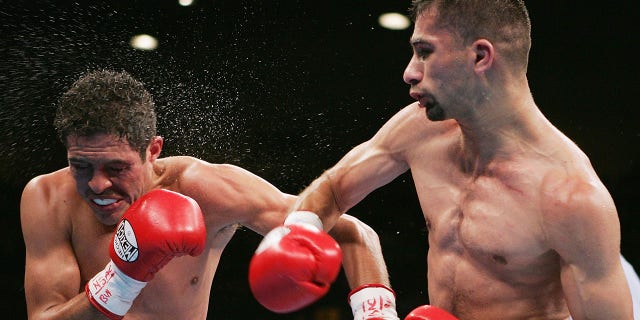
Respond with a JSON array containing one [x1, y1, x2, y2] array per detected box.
[[472, 39, 494, 73], [147, 136, 164, 162]]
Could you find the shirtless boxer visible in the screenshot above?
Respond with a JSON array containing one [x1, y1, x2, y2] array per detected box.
[[276, 0, 633, 319], [20, 70, 399, 319]]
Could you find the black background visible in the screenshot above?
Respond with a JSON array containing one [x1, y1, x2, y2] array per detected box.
[[1, 1, 638, 319]]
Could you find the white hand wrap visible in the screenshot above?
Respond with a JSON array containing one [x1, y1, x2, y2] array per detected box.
[[85, 260, 147, 319], [255, 211, 324, 254], [349, 284, 399, 320], [284, 210, 323, 230]]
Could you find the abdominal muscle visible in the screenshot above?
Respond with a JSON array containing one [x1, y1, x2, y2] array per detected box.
[[426, 245, 570, 320], [125, 256, 216, 320], [103, 227, 233, 320]]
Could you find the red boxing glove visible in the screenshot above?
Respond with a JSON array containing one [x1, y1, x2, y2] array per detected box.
[[109, 189, 206, 281], [405, 305, 459, 320], [249, 211, 342, 313], [86, 189, 206, 319]]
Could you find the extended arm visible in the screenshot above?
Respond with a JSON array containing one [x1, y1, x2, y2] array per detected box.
[[293, 123, 411, 231], [186, 161, 399, 318]]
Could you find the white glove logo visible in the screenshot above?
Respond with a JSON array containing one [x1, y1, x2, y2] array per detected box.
[[113, 219, 139, 262]]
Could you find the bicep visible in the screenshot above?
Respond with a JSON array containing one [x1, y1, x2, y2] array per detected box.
[[294, 114, 414, 228], [186, 163, 294, 236], [330, 139, 409, 212], [24, 243, 83, 317], [21, 183, 82, 317], [545, 182, 631, 318], [330, 107, 424, 210]]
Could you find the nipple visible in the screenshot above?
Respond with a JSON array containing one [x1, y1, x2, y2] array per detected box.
[[492, 254, 507, 265]]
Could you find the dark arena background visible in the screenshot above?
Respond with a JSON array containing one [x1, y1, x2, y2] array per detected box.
[[1, 1, 638, 318]]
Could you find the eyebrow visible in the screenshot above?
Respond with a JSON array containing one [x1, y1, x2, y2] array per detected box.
[[410, 37, 430, 46], [68, 157, 88, 163], [68, 157, 130, 166]]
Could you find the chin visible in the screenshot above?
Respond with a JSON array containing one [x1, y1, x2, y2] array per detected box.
[[426, 105, 446, 121]]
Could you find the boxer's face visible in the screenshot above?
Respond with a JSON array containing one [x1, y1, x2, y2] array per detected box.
[[66, 133, 150, 225], [404, 10, 473, 122]]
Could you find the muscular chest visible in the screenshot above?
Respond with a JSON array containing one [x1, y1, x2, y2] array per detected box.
[[412, 163, 551, 271], [459, 178, 547, 264]]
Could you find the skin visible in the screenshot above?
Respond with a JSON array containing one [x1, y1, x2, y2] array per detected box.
[[293, 9, 633, 320], [21, 133, 390, 320]]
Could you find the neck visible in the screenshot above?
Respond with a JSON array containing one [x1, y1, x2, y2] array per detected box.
[[455, 87, 546, 175]]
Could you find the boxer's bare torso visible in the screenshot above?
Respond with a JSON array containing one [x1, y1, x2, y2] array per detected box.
[[23, 151, 298, 319], [396, 103, 620, 319], [294, 2, 631, 317], [25, 157, 251, 319], [300, 99, 628, 319]]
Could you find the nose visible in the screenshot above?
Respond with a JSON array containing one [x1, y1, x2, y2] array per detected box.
[[403, 56, 422, 85], [88, 170, 112, 194]]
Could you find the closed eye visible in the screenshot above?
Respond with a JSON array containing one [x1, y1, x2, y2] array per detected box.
[[69, 161, 91, 171], [107, 166, 127, 174]]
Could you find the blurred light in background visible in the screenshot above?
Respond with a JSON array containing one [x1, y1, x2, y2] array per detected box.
[[129, 34, 158, 51], [179, 0, 195, 6], [378, 12, 410, 30]]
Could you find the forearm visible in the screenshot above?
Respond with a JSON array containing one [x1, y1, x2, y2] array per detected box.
[[330, 214, 390, 289], [28, 293, 111, 320], [332, 215, 399, 320], [293, 139, 408, 233], [562, 257, 633, 320], [293, 172, 345, 231], [567, 282, 633, 320], [584, 277, 633, 319]]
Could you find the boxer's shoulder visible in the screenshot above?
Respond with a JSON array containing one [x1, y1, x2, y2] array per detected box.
[[159, 157, 262, 230], [161, 158, 249, 194], [22, 167, 82, 210]]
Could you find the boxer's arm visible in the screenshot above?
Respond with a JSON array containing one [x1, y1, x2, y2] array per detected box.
[[185, 161, 393, 285], [180, 161, 295, 235], [331, 215, 399, 319], [294, 116, 413, 231], [182, 160, 399, 316], [329, 214, 391, 289], [543, 176, 633, 319], [21, 177, 108, 320]]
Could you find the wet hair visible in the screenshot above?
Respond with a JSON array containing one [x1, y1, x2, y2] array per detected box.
[[54, 70, 157, 158], [409, 0, 531, 72]]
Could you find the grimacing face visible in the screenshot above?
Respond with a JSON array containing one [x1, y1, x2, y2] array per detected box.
[[66, 133, 149, 225]]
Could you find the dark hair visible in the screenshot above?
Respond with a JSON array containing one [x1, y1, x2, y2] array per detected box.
[[54, 70, 157, 157], [409, 0, 531, 72]]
